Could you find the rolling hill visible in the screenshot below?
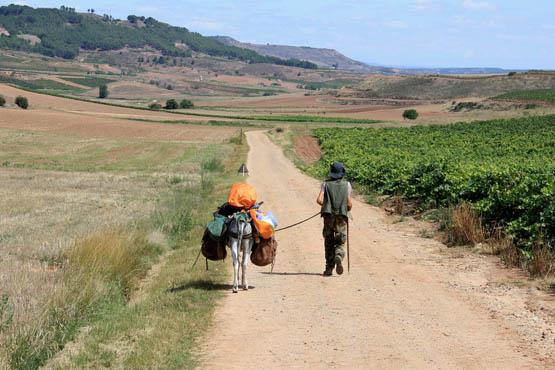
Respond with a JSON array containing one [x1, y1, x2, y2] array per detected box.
[[211, 36, 391, 74], [0, 5, 317, 69]]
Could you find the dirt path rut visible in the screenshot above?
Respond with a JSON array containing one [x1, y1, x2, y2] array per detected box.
[[200, 130, 553, 370]]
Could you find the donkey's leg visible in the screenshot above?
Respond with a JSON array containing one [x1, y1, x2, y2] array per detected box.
[[230, 237, 240, 293], [241, 238, 252, 290]]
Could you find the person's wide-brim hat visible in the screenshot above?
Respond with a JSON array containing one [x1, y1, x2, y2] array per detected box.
[[329, 162, 345, 179]]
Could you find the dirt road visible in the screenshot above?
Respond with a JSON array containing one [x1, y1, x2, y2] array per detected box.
[[200, 131, 554, 369]]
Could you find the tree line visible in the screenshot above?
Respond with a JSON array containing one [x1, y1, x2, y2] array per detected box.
[[0, 5, 317, 69]]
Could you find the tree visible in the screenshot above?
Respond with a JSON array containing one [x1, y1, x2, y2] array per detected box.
[[15, 96, 28, 109], [179, 99, 194, 109], [99, 85, 109, 98], [0, 96, 5, 107], [149, 102, 162, 109], [403, 109, 418, 120], [165, 99, 178, 109]]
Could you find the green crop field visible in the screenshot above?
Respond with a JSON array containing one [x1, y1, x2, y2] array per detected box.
[[311, 115, 555, 249], [492, 88, 555, 102], [0, 75, 83, 91], [59, 76, 116, 88]]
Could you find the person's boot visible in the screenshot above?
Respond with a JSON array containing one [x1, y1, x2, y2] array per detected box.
[[334, 255, 344, 275], [323, 266, 333, 276]]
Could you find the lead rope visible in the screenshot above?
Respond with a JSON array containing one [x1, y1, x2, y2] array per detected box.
[[274, 212, 320, 233]]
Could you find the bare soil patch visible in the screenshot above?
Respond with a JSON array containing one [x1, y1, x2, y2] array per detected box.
[[0, 109, 237, 142], [80, 80, 177, 100], [294, 135, 321, 164], [16, 34, 41, 45], [201, 94, 333, 108]]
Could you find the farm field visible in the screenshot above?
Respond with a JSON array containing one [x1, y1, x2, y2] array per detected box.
[[311, 115, 555, 258], [0, 36, 554, 370], [492, 88, 555, 102], [0, 91, 247, 368]]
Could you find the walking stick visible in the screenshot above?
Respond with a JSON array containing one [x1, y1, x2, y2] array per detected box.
[[347, 218, 350, 274]]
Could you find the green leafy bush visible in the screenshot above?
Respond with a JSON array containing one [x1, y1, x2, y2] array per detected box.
[[312, 115, 555, 250], [164, 99, 178, 109], [179, 99, 194, 109], [0, 96, 5, 107], [98, 85, 108, 98], [148, 102, 162, 110], [15, 96, 28, 109], [402, 109, 418, 120]]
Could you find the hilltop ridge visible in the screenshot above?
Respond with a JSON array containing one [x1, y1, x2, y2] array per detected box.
[[0, 4, 317, 69]]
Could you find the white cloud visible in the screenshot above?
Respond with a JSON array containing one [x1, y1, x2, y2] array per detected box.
[[411, 0, 432, 11], [187, 20, 236, 34], [462, 1, 495, 10], [451, 15, 475, 25], [383, 21, 408, 29]]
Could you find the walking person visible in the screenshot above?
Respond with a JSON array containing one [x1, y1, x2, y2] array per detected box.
[[316, 162, 352, 276]]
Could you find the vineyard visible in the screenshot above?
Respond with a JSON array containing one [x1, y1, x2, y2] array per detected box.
[[311, 115, 555, 251], [492, 88, 555, 102]]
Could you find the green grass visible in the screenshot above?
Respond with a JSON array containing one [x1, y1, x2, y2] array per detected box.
[[59, 77, 116, 88], [492, 88, 555, 102], [0, 75, 84, 92], [3, 131, 248, 369], [0, 129, 226, 173]]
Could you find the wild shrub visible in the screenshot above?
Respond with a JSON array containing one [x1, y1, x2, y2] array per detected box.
[[525, 103, 537, 109], [179, 99, 194, 109], [165, 99, 178, 109], [447, 202, 485, 246], [402, 109, 418, 120], [0, 96, 5, 107], [149, 102, 162, 109], [98, 84, 108, 98], [202, 158, 224, 172], [15, 96, 28, 109], [168, 176, 183, 184], [528, 237, 554, 277]]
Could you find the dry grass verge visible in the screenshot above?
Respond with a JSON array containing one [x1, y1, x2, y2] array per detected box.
[[447, 202, 485, 246], [7, 226, 159, 369]]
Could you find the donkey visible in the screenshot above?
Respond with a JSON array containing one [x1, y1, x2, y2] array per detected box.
[[227, 212, 254, 293]]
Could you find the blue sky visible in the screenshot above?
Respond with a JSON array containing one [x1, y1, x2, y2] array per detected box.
[[6, 0, 555, 69]]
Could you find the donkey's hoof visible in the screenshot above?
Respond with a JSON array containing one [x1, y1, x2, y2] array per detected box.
[[243, 285, 249, 291], [232, 288, 238, 293]]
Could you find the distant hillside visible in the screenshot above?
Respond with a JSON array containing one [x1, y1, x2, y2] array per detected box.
[[355, 73, 555, 99], [211, 36, 394, 74], [0, 5, 317, 69], [211, 36, 519, 76]]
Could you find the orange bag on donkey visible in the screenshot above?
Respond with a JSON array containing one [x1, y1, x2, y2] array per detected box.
[[228, 183, 257, 209]]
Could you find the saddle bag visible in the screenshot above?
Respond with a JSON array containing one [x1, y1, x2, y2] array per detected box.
[[206, 214, 228, 240], [201, 229, 227, 261], [249, 209, 278, 239], [250, 235, 278, 267], [202, 213, 229, 261]]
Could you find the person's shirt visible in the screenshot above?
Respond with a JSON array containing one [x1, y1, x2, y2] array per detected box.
[[320, 180, 352, 195]]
